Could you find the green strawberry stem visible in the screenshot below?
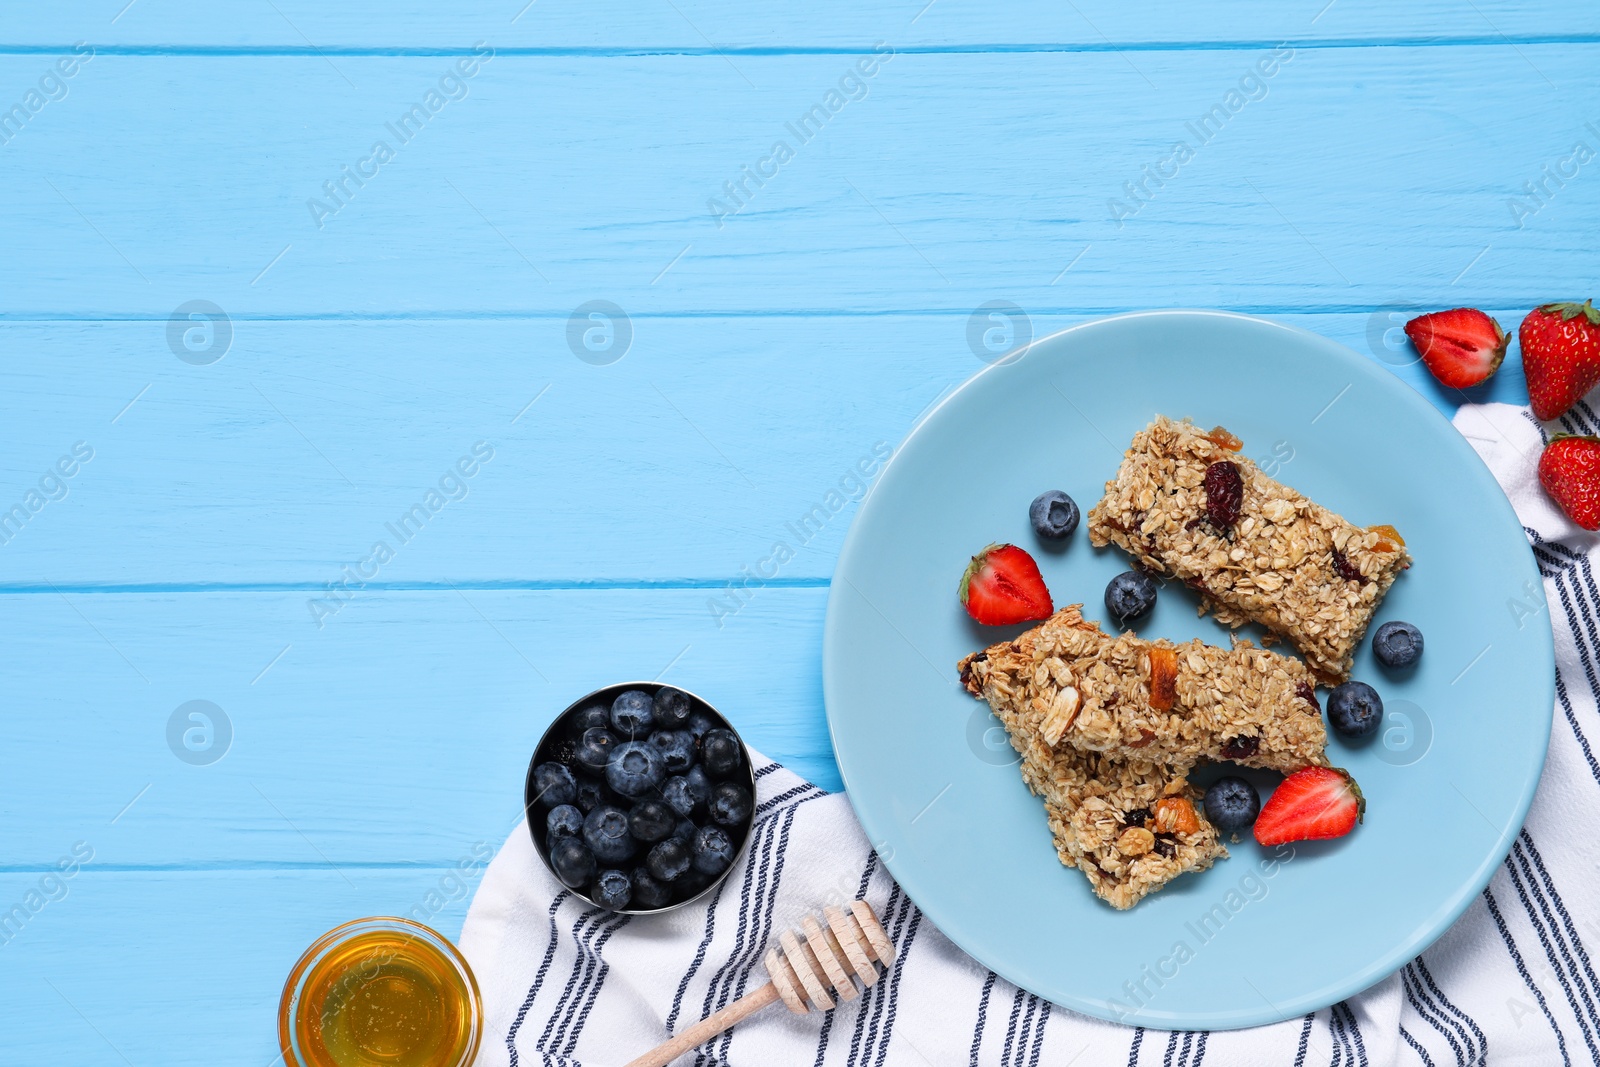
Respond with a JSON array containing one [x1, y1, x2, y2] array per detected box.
[[1540, 299, 1600, 325], [958, 544, 1002, 603]]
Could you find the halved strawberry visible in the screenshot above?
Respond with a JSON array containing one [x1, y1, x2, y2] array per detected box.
[[959, 544, 1053, 625], [1253, 766, 1364, 846], [1538, 434, 1600, 531], [1403, 308, 1508, 389], [1522, 300, 1600, 420]]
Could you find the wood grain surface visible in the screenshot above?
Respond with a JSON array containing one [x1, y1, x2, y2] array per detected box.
[[2, 3, 1594, 1061]]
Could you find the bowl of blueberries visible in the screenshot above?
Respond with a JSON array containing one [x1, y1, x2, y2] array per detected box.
[[524, 682, 755, 914]]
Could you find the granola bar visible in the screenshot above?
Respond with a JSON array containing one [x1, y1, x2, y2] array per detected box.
[[958, 606, 1328, 773], [1087, 416, 1411, 683], [970, 677, 1225, 909]]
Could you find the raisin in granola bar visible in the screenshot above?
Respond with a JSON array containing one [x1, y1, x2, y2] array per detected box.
[[958, 606, 1328, 773], [1087, 416, 1410, 684]]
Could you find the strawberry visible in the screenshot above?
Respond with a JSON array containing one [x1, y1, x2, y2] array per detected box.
[[1403, 308, 1507, 389], [1538, 434, 1600, 531], [1253, 766, 1364, 846], [958, 543, 1053, 625], [1522, 300, 1600, 420]]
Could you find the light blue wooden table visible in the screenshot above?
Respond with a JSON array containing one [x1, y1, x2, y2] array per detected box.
[[1, 2, 1592, 1061]]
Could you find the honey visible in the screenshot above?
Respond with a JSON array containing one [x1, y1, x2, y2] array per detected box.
[[281, 919, 481, 1067]]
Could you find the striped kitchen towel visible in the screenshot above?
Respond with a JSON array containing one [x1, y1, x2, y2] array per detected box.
[[460, 399, 1600, 1066]]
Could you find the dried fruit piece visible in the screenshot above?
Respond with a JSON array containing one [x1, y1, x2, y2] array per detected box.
[[1203, 461, 1244, 528], [1122, 806, 1151, 829], [1368, 523, 1405, 552], [1221, 735, 1260, 760], [1295, 681, 1321, 713], [957, 650, 988, 690], [1330, 548, 1365, 584], [1146, 647, 1178, 710], [1207, 425, 1243, 452], [1153, 833, 1178, 858], [1154, 796, 1202, 835]]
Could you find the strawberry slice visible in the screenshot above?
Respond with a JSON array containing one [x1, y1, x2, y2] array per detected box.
[[1253, 766, 1364, 846], [959, 543, 1053, 625], [1403, 308, 1508, 389], [1522, 300, 1600, 421], [1538, 434, 1600, 531]]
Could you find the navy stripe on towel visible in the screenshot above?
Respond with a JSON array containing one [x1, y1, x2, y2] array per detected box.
[[1398, 1024, 1435, 1067], [1412, 954, 1486, 1063], [1485, 886, 1573, 1066], [505, 890, 570, 1067], [1291, 1012, 1315, 1067], [1402, 965, 1467, 1065], [968, 971, 998, 1067]]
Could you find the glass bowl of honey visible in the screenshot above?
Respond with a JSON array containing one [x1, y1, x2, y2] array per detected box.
[[278, 916, 482, 1067]]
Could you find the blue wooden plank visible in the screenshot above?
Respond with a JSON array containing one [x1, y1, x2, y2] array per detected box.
[[0, 312, 1529, 585], [0, 48, 1593, 316], [0, 868, 481, 1066], [2, 7, 1590, 1062], [1, 1, 1596, 49], [0, 587, 839, 866]]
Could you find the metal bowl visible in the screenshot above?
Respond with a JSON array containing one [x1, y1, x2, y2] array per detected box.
[[524, 681, 756, 914]]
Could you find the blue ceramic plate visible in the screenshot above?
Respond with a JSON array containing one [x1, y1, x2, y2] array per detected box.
[[823, 311, 1552, 1030]]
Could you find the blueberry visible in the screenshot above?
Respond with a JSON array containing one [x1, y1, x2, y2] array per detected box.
[[628, 799, 675, 843], [675, 866, 715, 898], [1373, 621, 1424, 668], [661, 773, 709, 818], [548, 738, 577, 767], [690, 825, 735, 875], [546, 803, 584, 842], [573, 778, 614, 814], [672, 818, 697, 843], [611, 690, 656, 739], [606, 740, 666, 798], [549, 838, 596, 889], [650, 730, 696, 774], [646, 838, 691, 882], [654, 686, 694, 728], [531, 762, 577, 807], [686, 711, 716, 744], [1029, 490, 1080, 540], [582, 805, 636, 864], [573, 727, 618, 776], [592, 868, 632, 911], [709, 783, 753, 828], [630, 867, 673, 909], [1105, 570, 1158, 627], [569, 705, 610, 738], [1202, 776, 1260, 835], [701, 729, 744, 780], [1327, 681, 1384, 738]]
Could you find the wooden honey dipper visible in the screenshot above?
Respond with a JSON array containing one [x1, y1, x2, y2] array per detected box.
[[623, 900, 896, 1067]]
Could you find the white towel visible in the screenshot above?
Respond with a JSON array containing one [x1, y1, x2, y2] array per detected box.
[[461, 399, 1600, 1067]]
